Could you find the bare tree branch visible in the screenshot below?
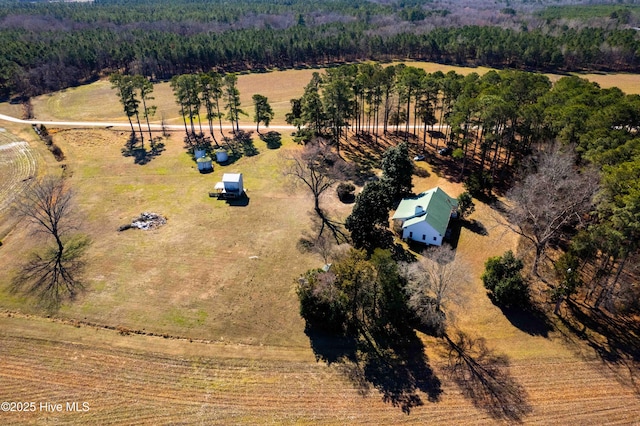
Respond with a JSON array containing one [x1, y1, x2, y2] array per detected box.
[[501, 147, 599, 276], [286, 140, 354, 244], [11, 176, 86, 309], [401, 246, 470, 335]]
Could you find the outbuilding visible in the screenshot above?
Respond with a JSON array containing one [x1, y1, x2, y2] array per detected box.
[[391, 187, 458, 246], [214, 173, 244, 199], [196, 156, 213, 173]]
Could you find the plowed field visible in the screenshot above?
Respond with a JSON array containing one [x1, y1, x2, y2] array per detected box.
[[1, 314, 638, 425], [0, 129, 38, 215]]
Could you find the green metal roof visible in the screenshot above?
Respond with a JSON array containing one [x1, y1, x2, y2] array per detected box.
[[391, 187, 458, 235]]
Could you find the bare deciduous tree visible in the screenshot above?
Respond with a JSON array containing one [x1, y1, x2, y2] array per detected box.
[[503, 147, 599, 276], [288, 141, 348, 211], [12, 176, 86, 308], [286, 141, 353, 243], [402, 246, 469, 336]]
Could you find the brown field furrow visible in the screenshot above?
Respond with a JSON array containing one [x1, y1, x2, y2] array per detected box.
[[2, 330, 640, 425], [0, 132, 38, 215]]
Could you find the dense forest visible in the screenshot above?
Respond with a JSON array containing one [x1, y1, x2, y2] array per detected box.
[[2, 0, 640, 98]]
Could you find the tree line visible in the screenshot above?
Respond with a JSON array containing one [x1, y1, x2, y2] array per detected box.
[[3, 1, 640, 98], [288, 64, 550, 187]]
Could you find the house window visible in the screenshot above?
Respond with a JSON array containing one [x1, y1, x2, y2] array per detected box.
[[409, 232, 413, 238], [433, 237, 437, 241], [422, 234, 426, 241]]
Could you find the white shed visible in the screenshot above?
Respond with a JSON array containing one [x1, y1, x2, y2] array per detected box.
[[214, 173, 244, 198]]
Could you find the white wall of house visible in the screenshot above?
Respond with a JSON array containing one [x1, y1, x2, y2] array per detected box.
[[222, 174, 243, 194], [402, 221, 443, 246], [224, 181, 241, 192]]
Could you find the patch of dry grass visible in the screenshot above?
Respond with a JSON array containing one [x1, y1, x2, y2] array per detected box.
[[570, 72, 640, 93], [0, 128, 332, 347], [26, 65, 640, 132]]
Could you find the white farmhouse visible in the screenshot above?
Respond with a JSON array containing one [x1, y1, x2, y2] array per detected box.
[[391, 187, 458, 246]]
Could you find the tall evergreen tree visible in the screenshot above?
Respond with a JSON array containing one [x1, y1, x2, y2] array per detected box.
[[252, 94, 274, 134], [110, 73, 142, 143], [322, 66, 355, 155], [133, 75, 156, 145], [300, 72, 325, 136], [170, 74, 190, 136], [199, 72, 221, 146], [345, 180, 393, 252], [223, 73, 244, 134], [381, 141, 414, 200]]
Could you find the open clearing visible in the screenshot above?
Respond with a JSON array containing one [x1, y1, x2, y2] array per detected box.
[[0, 128, 337, 347], [1, 63, 639, 423], [28, 62, 640, 129]]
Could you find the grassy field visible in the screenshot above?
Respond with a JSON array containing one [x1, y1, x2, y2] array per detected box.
[[30, 68, 323, 128], [0, 127, 345, 347], [1, 63, 639, 423], [27, 62, 640, 130]]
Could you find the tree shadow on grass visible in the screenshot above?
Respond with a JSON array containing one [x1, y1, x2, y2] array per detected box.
[[237, 129, 259, 157], [559, 300, 640, 394], [461, 219, 488, 236], [361, 324, 442, 412], [260, 131, 282, 149], [122, 135, 165, 165], [10, 234, 91, 312], [220, 130, 259, 164], [305, 325, 358, 365], [341, 133, 384, 180], [443, 331, 532, 423], [497, 304, 554, 337], [486, 295, 554, 337], [413, 165, 430, 178], [305, 321, 442, 414]]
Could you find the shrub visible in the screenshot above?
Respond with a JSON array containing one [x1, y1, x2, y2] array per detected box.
[[464, 170, 493, 197], [336, 182, 356, 203], [457, 191, 475, 219], [452, 148, 464, 160], [482, 250, 529, 308], [261, 131, 282, 149], [49, 143, 65, 161]]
